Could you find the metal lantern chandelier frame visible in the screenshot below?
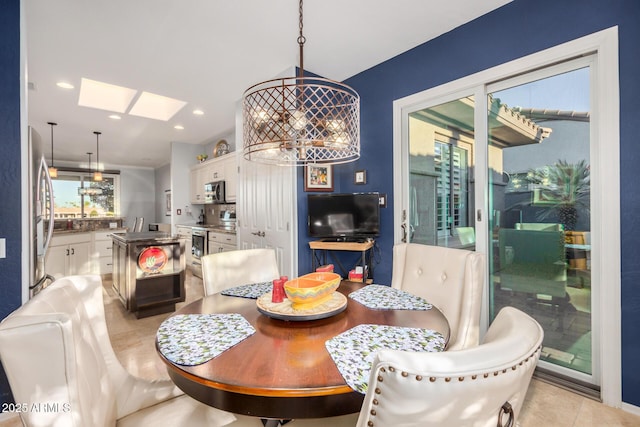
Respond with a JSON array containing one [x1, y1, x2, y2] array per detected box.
[[242, 0, 360, 166]]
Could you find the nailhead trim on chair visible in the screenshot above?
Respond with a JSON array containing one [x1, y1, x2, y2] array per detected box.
[[362, 345, 542, 427]]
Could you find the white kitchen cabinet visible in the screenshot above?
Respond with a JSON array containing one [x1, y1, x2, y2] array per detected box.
[[208, 161, 224, 182], [207, 232, 237, 254], [46, 233, 92, 279], [190, 153, 237, 203], [94, 231, 115, 275], [222, 154, 238, 202], [176, 226, 193, 266], [190, 166, 206, 204]]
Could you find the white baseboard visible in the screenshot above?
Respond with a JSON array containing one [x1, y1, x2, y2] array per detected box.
[[621, 402, 640, 417]]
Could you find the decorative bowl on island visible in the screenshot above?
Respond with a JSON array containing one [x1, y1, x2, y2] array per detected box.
[[284, 272, 341, 311]]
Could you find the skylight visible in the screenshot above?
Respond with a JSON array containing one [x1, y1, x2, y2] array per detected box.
[[77, 78, 187, 121], [78, 78, 137, 113], [128, 92, 187, 121]]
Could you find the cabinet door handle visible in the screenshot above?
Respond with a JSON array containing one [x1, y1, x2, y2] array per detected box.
[[66, 248, 70, 256], [71, 248, 75, 255]]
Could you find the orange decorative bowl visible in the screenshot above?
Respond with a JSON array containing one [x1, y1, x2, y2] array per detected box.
[[284, 272, 341, 311]]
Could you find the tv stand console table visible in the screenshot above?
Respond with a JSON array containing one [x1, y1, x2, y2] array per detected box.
[[309, 239, 374, 281]]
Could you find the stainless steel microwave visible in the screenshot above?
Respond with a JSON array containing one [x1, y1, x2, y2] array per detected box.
[[204, 181, 225, 204]]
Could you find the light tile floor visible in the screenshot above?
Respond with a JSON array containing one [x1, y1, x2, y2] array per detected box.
[[2, 272, 639, 426]]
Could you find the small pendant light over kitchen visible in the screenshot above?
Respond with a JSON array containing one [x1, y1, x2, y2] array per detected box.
[[242, 0, 360, 165], [47, 122, 58, 178], [78, 152, 103, 195], [93, 131, 103, 182]]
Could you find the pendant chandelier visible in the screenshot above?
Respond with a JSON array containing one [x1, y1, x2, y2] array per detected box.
[[78, 152, 103, 195], [93, 131, 103, 182], [47, 122, 58, 178], [242, 0, 360, 166]]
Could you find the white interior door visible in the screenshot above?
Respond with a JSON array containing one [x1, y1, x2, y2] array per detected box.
[[235, 106, 297, 279]]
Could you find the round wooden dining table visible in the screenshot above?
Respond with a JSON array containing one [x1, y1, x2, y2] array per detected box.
[[157, 280, 450, 421]]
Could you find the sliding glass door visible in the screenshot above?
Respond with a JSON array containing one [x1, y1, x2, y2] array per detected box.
[[396, 51, 608, 391], [487, 61, 595, 386]]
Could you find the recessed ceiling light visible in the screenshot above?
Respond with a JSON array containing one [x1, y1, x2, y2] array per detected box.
[[56, 81, 74, 89], [193, 109, 204, 116], [129, 92, 187, 121], [174, 125, 184, 130], [109, 114, 122, 120], [78, 78, 137, 113]]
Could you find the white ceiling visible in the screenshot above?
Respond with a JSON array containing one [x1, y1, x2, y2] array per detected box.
[[25, 0, 511, 169]]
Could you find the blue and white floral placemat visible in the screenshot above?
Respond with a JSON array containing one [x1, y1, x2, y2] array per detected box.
[[220, 282, 273, 299], [157, 314, 255, 366], [325, 324, 446, 394], [349, 285, 433, 310]]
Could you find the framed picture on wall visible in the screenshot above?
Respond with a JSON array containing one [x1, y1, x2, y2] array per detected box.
[[304, 165, 334, 192], [165, 190, 171, 216]]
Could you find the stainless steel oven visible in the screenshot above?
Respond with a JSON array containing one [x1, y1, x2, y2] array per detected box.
[[191, 228, 208, 278]]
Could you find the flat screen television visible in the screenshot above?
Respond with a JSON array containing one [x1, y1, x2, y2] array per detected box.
[[307, 193, 380, 240]]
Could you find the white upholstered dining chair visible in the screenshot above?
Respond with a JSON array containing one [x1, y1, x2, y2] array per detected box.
[[391, 243, 484, 350], [201, 248, 280, 296], [354, 306, 543, 427], [0, 275, 263, 427]]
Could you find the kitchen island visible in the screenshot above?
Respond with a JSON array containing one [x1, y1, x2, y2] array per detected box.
[[111, 231, 185, 318]]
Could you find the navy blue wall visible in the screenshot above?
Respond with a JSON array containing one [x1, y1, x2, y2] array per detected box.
[[0, 0, 22, 405], [301, 0, 640, 407]]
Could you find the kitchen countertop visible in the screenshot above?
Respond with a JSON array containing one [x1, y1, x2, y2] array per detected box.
[[110, 231, 180, 243], [178, 225, 236, 235], [53, 227, 127, 235]]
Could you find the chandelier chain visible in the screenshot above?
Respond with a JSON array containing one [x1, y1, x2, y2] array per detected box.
[[298, 0, 306, 46], [298, 0, 306, 76]]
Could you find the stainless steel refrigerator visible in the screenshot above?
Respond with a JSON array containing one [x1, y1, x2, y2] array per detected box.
[[28, 126, 55, 297]]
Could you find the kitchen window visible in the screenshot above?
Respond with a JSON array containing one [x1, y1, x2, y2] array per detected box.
[[51, 172, 120, 218]]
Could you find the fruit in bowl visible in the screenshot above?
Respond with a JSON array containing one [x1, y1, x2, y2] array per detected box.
[[284, 272, 341, 311], [196, 154, 208, 162]]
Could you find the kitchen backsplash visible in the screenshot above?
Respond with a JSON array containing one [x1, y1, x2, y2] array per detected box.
[[204, 204, 236, 227], [49, 217, 125, 232]]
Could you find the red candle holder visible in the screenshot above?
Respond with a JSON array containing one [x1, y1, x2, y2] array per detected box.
[[272, 279, 285, 303]]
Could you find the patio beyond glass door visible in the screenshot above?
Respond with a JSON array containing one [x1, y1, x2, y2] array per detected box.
[[407, 98, 475, 250], [487, 65, 594, 384]]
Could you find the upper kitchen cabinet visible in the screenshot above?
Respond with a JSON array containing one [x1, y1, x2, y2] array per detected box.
[[190, 164, 207, 204], [223, 153, 238, 202], [189, 153, 237, 204]]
